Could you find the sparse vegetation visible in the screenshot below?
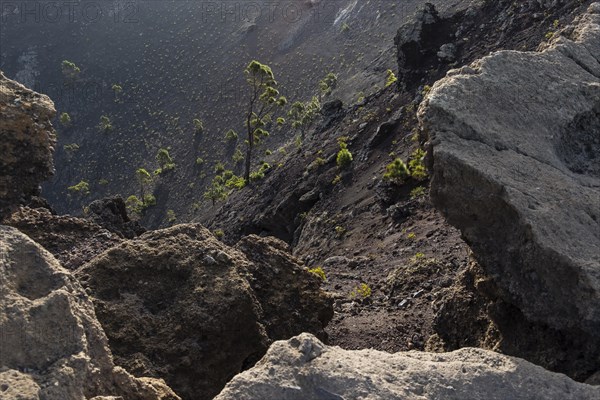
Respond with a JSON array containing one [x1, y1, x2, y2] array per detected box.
[[61, 60, 80, 79], [135, 168, 153, 204], [214, 161, 225, 174], [156, 148, 175, 172], [319, 72, 338, 99], [351, 283, 372, 299], [59, 112, 71, 126], [67, 180, 90, 196], [242, 60, 287, 182], [336, 141, 353, 169], [166, 209, 177, 224], [383, 158, 410, 184], [335, 225, 346, 237], [193, 118, 204, 134], [98, 115, 112, 132], [112, 84, 123, 102], [203, 177, 228, 205], [308, 266, 327, 281], [408, 148, 428, 180], [385, 69, 398, 88], [288, 97, 321, 139], [410, 186, 426, 199], [232, 148, 244, 164], [63, 143, 79, 154], [225, 129, 238, 141]]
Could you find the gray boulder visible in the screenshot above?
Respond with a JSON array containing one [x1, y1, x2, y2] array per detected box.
[[0, 225, 179, 400], [419, 3, 600, 336], [215, 333, 600, 400]]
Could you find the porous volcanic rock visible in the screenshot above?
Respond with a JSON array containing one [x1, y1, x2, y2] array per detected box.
[[0, 71, 56, 218], [0, 225, 179, 400], [87, 196, 146, 239], [235, 235, 333, 341], [419, 3, 600, 336], [214, 333, 600, 400], [3, 206, 122, 270], [76, 224, 332, 400]]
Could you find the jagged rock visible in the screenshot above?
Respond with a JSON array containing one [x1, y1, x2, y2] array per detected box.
[[87, 196, 146, 239], [235, 235, 333, 341], [0, 71, 56, 218], [321, 99, 343, 116], [76, 224, 332, 400], [215, 333, 600, 400], [394, 3, 457, 89], [419, 1, 600, 343], [3, 206, 122, 270], [0, 225, 179, 400]]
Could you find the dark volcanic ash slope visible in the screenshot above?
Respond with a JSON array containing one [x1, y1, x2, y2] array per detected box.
[[199, 0, 597, 379], [0, 0, 462, 223]]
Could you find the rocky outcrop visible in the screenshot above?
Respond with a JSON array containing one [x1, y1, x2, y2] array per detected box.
[[235, 235, 333, 341], [76, 224, 332, 400], [0, 71, 56, 218], [419, 1, 600, 373], [394, 2, 458, 89], [0, 225, 179, 400], [215, 333, 600, 400], [87, 196, 146, 239], [3, 206, 122, 270]]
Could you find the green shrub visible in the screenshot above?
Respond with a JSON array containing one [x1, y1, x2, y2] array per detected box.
[[213, 229, 225, 239], [125, 195, 143, 214], [61, 60, 80, 78], [308, 266, 327, 281], [225, 129, 238, 141], [351, 283, 372, 299], [383, 158, 410, 183], [193, 118, 204, 134], [156, 148, 175, 171], [67, 180, 90, 196], [225, 175, 246, 189], [59, 112, 71, 126], [408, 148, 428, 180], [98, 115, 112, 132], [214, 161, 225, 174], [143, 194, 157, 206], [166, 209, 177, 224], [410, 186, 426, 199], [385, 69, 397, 88], [63, 143, 79, 153], [232, 148, 244, 163], [336, 142, 353, 168], [249, 170, 264, 182]]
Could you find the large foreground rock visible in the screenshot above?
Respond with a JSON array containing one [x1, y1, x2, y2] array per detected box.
[[215, 333, 600, 400], [76, 224, 332, 400], [419, 4, 600, 336], [0, 71, 56, 218], [0, 226, 179, 400]]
